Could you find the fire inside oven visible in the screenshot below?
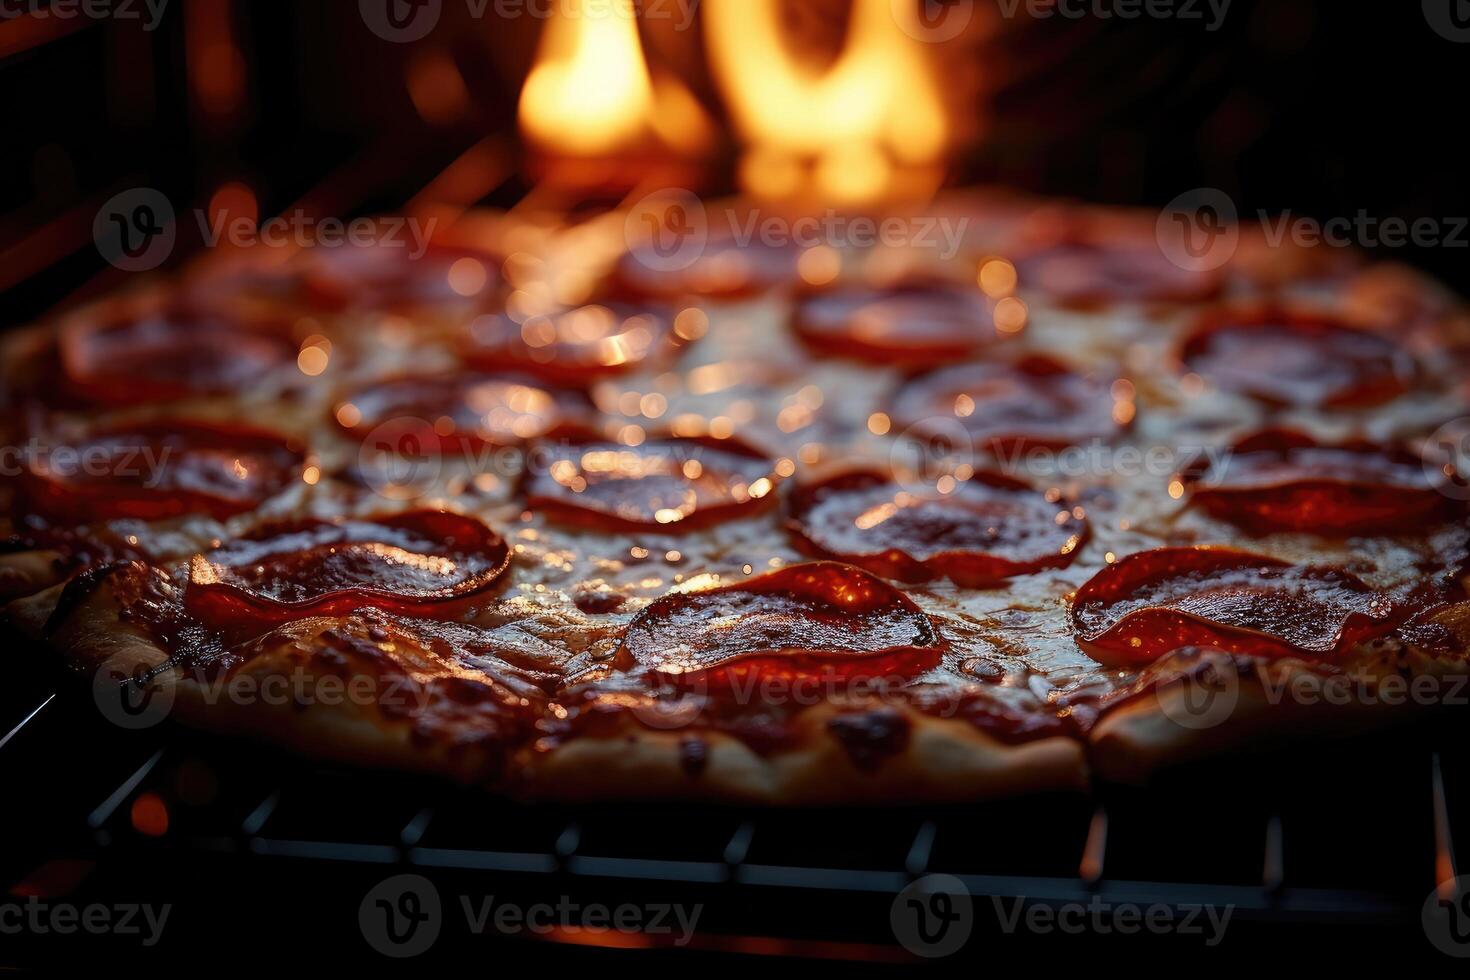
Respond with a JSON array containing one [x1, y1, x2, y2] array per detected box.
[[2, 0, 1469, 968]]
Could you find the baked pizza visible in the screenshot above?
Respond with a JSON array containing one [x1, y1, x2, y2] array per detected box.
[[4, 193, 1469, 803]]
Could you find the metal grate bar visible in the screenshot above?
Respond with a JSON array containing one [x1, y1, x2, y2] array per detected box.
[[241, 790, 281, 837], [400, 807, 435, 847], [1262, 812, 1284, 892], [1433, 751, 1458, 896], [1078, 806, 1107, 885], [248, 838, 398, 863], [86, 748, 164, 830], [0, 693, 55, 754], [904, 820, 937, 876]]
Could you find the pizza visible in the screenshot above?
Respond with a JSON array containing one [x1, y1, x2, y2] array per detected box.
[[4, 193, 1469, 804]]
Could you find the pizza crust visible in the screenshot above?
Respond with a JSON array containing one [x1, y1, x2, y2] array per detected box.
[[0, 550, 67, 603], [11, 569, 1088, 802], [516, 705, 1087, 804], [13, 572, 508, 784], [1089, 645, 1470, 783]]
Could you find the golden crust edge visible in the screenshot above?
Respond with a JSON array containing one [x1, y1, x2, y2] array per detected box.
[[511, 707, 1088, 804], [1088, 650, 1470, 784], [9, 575, 501, 784]]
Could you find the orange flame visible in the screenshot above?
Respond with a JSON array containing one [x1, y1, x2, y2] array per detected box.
[[704, 0, 951, 204], [518, 0, 710, 160]]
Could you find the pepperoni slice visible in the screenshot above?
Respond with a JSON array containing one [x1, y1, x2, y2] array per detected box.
[[299, 240, 501, 312], [618, 561, 946, 690], [791, 284, 1014, 368], [1013, 238, 1222, 308], [58, 302, 296, 406], [1179, 307, 1416, 408], [1182, 429, 1461, 536], [185, 511, 511, 628], [613, 240, 799, 300], [334, 374, 565, 452], [1070, 547, 1409, 667], [460, 304, 680, 384], [892, 355, 1122, 454], [20, 420, 304, 524], [524, 436, 780, 533], [787, 470, 1088, 587]]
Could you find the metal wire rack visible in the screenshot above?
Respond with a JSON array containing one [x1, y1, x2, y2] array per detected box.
[[2, 659, 1463, 966]]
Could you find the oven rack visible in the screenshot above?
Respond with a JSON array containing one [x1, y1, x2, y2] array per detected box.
[[2, 673, 1463, 964]]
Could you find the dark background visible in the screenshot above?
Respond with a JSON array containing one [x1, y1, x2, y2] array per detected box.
[[2, 0, 1466, 325]]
